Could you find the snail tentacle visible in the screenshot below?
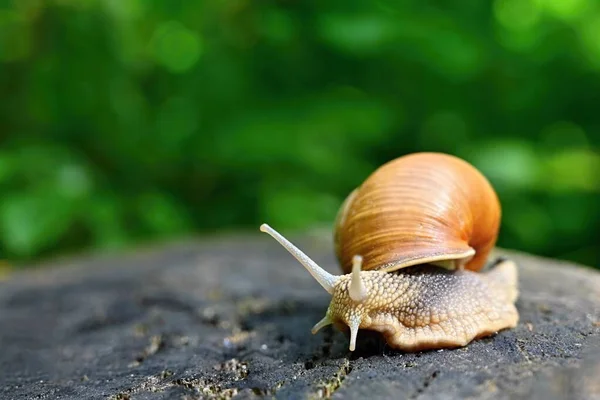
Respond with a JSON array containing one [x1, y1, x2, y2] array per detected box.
[[311, 315, 333, 334], [348, 315, 361, 352], [260, 224, 339, 294], [349, 255, 367, 302]]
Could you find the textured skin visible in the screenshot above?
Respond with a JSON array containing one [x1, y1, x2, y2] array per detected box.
[[334, 152, 501, 274], [326, 260, 519, 352]]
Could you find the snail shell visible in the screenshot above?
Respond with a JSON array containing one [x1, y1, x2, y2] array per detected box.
[[334, 152, 501, 274]]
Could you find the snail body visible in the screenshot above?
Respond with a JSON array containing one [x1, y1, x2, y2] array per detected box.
[[260, 152, 519, 352]]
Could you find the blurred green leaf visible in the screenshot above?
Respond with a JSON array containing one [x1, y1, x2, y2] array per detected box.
[[136, 192, 192, 235], [540, 121, 589, 150], [494, 0, 542, 32], [542, 0, 591, 21], [149, 20, 203, 73], [259, 9, 296, 44], [503, 198, 552, 250], [467, 140, 542, 191], [0, 10, 32, 62], [577, 13, 600, 68], [0, 192, 75, 257], [317, 13, 398, 55], [85, 196, 129, 251], [260, 185, 340, 230], [0, 153, 14, 183], [544, 149, 600, 192]]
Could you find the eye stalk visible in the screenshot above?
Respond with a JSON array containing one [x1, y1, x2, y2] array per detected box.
[[349, 255, 367, 302], [259, 224, 339, 293]]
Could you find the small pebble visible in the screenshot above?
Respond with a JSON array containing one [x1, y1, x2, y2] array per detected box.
[[526, 323, 534, 331]]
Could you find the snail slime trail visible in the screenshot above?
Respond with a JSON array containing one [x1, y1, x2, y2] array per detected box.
[[260, 152, 520, 352]]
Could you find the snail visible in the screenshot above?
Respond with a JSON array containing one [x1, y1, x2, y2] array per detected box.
[[260, 152, 519, 352]]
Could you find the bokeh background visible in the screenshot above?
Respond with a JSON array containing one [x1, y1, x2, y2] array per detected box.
[[0, 0, 599, 271]]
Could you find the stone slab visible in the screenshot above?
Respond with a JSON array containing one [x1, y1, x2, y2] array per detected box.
[[0, 231, 598, 399]]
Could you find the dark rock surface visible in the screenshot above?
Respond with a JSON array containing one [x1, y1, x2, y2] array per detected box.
[[0, 231, 599, 400]]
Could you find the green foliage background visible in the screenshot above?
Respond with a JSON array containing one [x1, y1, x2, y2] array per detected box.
[[0, 0, 598, 268]]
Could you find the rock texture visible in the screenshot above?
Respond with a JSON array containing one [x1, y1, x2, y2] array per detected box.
[[0, 231, 599, 400]]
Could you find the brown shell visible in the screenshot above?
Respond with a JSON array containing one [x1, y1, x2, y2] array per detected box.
[[334, 152, 501, 274]]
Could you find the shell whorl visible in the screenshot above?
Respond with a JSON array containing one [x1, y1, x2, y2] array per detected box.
[[334, 152, 501, 274]]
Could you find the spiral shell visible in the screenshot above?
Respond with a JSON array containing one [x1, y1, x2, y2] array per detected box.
[[334, 152, 501, 274]]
